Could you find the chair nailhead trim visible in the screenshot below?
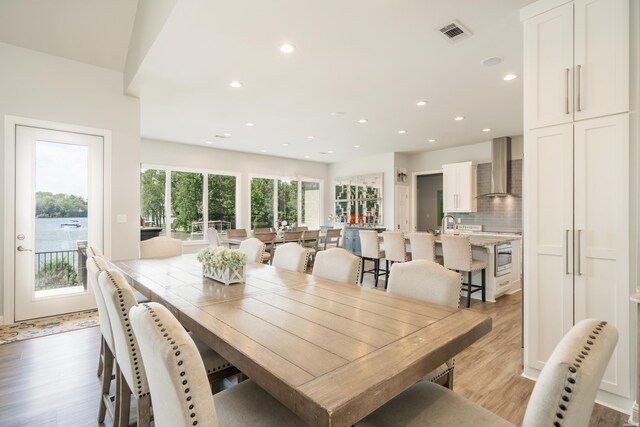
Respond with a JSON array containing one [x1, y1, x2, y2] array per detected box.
[[139, 303, 202, 426], [552, 321, 608, 427]]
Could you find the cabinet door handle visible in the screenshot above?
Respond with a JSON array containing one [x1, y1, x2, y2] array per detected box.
[[565, 68, 571, 114], [565, 229, 569, 274], [577, 229, 583, 275], [576, 65, 582, 112]]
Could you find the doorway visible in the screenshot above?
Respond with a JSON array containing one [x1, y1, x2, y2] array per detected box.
[[416, 173, 444, 232], [13, 125, 103, 321]]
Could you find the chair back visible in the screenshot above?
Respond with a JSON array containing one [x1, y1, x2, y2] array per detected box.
[[227, 229, 248, 238], [312, 248, 361, 284], [284, 230, 303, 244], [86, 256, 114, 351], [130, 303, 217, 427], [295, 226, 308, 232], [409, 233, 436, 261], [206, 228, 221, 248], [359, 230, 382, 259], [140, 236, 183, 259], [382, 231, 407, 263], [387, 260, 462, 308], [253, 227, 273, 234], [323, 228, 342, 250], [87, 246, 104, 258], [441, 234, 472, 271], [302, 229, 320, 249], [522, 319, 618, 427], [272, 243, 309, 273], [239, 237, 266, 263], [98, 269, 149, 398]]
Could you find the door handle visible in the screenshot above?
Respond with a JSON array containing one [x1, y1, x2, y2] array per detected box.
[[17, 245, 32, 252], [576, 65, 582, 112], [565, 68, 571, 114]]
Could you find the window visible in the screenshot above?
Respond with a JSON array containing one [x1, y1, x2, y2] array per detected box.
[[250, 176, 322, 230], [140, 166, 238, 241]]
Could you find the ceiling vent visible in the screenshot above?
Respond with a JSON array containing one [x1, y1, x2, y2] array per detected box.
[[438, 20, 472, 43]]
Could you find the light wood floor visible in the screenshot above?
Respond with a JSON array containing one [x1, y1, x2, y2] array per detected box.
[[0, 287, 629, 426]]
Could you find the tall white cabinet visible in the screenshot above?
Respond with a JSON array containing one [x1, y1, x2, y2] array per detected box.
[[522, 0, 633, 410]]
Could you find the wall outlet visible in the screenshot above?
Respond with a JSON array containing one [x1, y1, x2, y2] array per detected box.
[[457, 218, 461, 223], [116, 214, 127, 223]]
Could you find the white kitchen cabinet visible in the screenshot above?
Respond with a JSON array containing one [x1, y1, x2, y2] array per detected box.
[[523, 0, 629, 130], [524, 114, 630, 398], [442, 162, 476, 213]]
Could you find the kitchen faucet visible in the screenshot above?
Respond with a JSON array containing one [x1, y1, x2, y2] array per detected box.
[[441, 214, 455, 234]]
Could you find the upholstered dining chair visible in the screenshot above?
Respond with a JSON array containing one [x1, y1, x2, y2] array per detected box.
[[409, 232, 441, 264], [206, 228, 222, 248], [239, 237, 266, 263], [129, 302, 306, 427], [98, 270, 237, 426], [359, 230, 388, 288], [272, 242, 309, 273], [86, 256, 117, 424], [441, 234, 487, 307], [312, 248, 361, 285], [139, 236, 183, 259], [357, 319, 618, 427], [386, 260, 462, 389], [254, 231, 277, 263]]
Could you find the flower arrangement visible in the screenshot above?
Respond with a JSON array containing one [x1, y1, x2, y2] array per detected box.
[[197, 247, 247, 271]]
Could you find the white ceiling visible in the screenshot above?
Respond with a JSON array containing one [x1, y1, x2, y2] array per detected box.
[[0, 0, 138, 71], [0, 0, 535, 163]]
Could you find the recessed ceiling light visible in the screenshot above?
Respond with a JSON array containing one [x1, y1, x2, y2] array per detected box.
[[260, 149, 266, 153], [307, 135, 314, 139], [229, 81, 242, 88], [304, 155, 310, 159], [428, 139, 436, 143], [354, 145, 360, 148], [282, 143, 289, 146], [503, 73, 518, 81], [482, 128, 492, 132], [331, 111, 345, 116], [245, 122, 254, 127], [454, 116, 464, 121], [481, 56, 503, 67], [358, 118, 368, 123], [205, 141, 213, 145], [279, 43, 295, 54], [223, 133, 232, 137], [416, 101, 428, 107], [398, 130, 407, 134], [328, 150, 334, 154]]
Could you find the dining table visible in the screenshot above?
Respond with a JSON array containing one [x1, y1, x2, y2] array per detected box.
[[111, 254, 492, 426]]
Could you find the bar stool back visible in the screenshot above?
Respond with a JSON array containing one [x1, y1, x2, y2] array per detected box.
[[359, 230, 388, 288], [441, 234, 487, 307]]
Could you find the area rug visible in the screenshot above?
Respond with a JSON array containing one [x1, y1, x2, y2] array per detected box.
[[0, 309, 99, 344]]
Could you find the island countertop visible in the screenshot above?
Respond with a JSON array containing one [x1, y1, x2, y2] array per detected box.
[[433, 233, 522, 248]]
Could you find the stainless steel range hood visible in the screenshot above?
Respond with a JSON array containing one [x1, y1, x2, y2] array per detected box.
[[481, 136, 511, 197]]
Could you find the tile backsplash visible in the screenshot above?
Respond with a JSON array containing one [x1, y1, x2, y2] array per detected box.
[[455, 159, 522, 233]]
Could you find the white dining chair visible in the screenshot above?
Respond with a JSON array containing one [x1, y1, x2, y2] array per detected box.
[[357, 319, 618, 427], [312, 248, 362, 285], [239, 237, 266, 263], [206, 228, 222, 247], [386, 260, 462, 388], [129, 302, 306, 427], [139, 236, 183, 259], [272, 242, 309, 273]]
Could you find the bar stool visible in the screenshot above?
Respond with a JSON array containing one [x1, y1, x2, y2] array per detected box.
[[409, 232, 443, 264], [359, 230, 388, 288], [441, 234, 487, 307], [382, 231, 411, 289]]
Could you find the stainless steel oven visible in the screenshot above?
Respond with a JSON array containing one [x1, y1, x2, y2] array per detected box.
[[495, 242, 512, 277]]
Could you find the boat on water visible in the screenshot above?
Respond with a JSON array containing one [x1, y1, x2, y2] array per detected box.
[[60, 220, 81, 229]]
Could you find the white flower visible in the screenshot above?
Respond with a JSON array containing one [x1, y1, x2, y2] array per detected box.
[[197, 247, 247, 270]]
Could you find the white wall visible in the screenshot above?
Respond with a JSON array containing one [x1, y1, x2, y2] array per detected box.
[[329, 152, 395, 230], [141, 139, 330, 251], [0, 43, 141, 320]]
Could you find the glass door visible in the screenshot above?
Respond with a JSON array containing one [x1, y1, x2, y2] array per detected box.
[[14, 126, 103, 321]]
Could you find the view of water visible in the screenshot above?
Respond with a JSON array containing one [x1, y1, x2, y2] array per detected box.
[[35, 217, 88, 253]]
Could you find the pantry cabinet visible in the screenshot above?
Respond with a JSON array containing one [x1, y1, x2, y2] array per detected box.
[[523, 0, 629, 130], [442, 162, 476, 213]]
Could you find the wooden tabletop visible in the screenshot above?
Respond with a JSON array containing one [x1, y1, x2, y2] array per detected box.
[[112, 254, 491, 426]]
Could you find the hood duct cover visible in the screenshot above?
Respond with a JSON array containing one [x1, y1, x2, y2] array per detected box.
[[482, 136, 511, 197]]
